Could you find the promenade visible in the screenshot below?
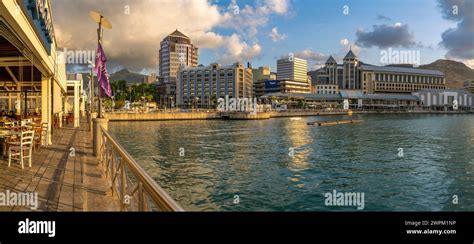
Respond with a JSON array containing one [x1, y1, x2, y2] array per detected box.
[[0, 119, 119, 211]]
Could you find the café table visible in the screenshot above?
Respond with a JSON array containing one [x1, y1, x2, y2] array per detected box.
[[0, 129, 21, 157]]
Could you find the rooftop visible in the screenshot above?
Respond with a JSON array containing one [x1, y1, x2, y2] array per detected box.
[[360, 64, 444, 76]]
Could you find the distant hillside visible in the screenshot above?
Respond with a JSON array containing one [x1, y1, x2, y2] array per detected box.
[[419, 59, 474, 88], [110, 68, 146, 84]]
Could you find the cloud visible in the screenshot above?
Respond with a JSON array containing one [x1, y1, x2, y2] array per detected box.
[[265, 0, 290, 15], [278, 49, 327, 70], [269, 27, 286, 42], [437, 0, 474, 60], [376, 14, 391, 21], [219, 34, 262, 64], [221, 0, 291, 38], [338, 38, 361, 60], [51, 0, 290, 73], [355, 23, 417, 49]]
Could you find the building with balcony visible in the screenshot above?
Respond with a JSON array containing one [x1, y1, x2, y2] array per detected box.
[[177, 62, 253, 107]]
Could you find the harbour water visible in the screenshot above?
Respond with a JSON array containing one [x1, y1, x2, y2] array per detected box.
[[109, 114, 474, 211]]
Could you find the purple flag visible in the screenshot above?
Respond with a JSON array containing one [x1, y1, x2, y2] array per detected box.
[[95, 43, 112, 97]]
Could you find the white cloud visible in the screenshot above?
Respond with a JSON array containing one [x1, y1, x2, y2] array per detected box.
[[269, 27, 287, 42], [219, 34, 262, 64], [52, 0, 291, 72], [394, 22, 402, 27], [340, 38, 349, 46], [265, 0, 290, 15]]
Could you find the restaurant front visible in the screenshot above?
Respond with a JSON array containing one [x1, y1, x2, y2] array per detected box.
[[0, 0, 67, 145]]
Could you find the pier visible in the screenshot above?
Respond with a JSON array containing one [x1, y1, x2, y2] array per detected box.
[[0, 120, 119, 211]]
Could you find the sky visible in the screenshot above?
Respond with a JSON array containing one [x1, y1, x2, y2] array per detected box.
[[51, 0, 474, 75]]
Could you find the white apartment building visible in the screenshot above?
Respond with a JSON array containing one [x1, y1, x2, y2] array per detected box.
[[177, 63, 253, 107]]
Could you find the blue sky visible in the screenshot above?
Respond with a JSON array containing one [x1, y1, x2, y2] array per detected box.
[[53, 0, 472, 74], [200, 0, 460, 71]]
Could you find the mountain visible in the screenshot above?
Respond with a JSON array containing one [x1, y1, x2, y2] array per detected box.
[[109, 68, 146, 84], [419, 59, 474, 88]]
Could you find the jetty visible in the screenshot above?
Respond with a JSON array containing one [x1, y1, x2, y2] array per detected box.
[[307, 119, 364, 126]]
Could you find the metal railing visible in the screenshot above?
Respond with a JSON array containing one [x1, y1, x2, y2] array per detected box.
[[99, 126, 183, 212]]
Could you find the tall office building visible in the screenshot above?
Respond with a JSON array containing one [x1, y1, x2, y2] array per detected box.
[[261, 57, 311, 95], [158, 30, 198, 102], [177, 63, 253, 107], [277, 57, 308, 82]]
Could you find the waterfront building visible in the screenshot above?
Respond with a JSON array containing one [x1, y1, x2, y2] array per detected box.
[[255, 57, 311, 96], [315, 84, 339, 95], [314, 50, 446, 94], [360, 65, 445, 94], [342, 49, 360, 89], [261, 91, 419, 110], [413, 89, 473, 111], [253, 66, 276, 97], [277, 57, 308, 82], [464, 80, 474, 93], [177, 62, 253, 107], [158, 30, 198, 103], [0, 0, 70, 144]]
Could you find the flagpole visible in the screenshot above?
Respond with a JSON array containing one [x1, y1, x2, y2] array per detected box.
[[89, 11, 111, 119], [97, 17, 103, 118]]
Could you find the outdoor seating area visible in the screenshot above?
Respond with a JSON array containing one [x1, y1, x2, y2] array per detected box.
[[0, 118, 119, 211], [0, 115, 48, 169]]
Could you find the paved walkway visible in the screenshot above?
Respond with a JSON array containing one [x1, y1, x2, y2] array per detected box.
[[0, 119, 120, 211]]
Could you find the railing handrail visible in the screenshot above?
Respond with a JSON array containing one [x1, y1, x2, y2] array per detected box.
[[100, 126, 184, 212]]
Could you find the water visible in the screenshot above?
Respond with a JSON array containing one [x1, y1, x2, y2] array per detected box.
[[109, 114, 474, 211]]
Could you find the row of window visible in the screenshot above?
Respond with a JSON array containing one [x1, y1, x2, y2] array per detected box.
[[373, 73, 444, 84]]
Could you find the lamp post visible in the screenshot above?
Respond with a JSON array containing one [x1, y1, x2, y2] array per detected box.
[[87, 61, 95, 114]]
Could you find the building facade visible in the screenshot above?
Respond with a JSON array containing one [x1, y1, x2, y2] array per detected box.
[[255, 57, 311, 96], [277, 57, 308, 82], [314, 50, 446, 94], [464, 80, 474, 93], [177, 63, 253, 107], [360, 65, 445, 94], [413, 89, 473, 110], [158, 30, 198, 101], [0, 0, 70, 144], [253, 66, 276, 97]]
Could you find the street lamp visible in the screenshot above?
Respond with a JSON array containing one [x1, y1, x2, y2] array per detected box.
[[87, 60, 95, 114]]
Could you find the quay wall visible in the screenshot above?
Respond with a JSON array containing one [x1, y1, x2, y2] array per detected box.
[[105, 110, 472, 121]]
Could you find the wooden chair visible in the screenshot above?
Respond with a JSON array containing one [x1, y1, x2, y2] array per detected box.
[[40, 123, 48, 147], [33, 126, 43, 151], [8, 130, 35, 169]]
